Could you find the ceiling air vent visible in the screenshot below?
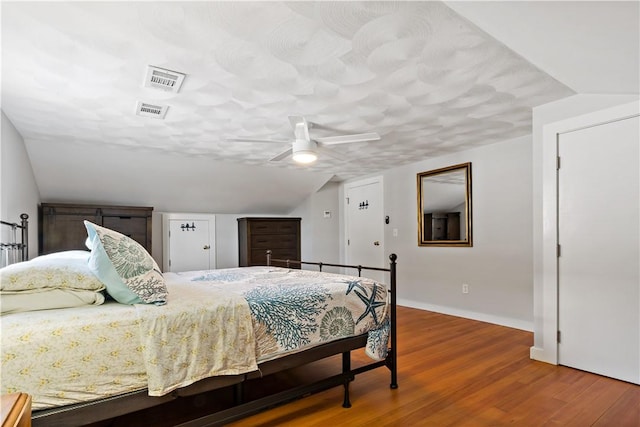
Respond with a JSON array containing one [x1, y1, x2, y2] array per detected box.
[[144, 65, 186, 93], [136, 101, 168, 119]]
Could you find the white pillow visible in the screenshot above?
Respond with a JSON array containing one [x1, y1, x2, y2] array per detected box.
[[0, 250, 105, 292], [1, 288, 105, 314]]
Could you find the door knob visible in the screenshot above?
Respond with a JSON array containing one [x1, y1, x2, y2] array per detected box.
[[203, 245, 210, 250], [373, 241, 380, 246]]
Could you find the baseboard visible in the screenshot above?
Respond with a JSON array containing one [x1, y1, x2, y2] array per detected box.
[[529, 346, 556, 364], [397, 298, 533, 332]]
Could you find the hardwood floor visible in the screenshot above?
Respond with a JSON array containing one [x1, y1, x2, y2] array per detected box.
[[103, 306, 638, 426], [226, 306, 639, 427]]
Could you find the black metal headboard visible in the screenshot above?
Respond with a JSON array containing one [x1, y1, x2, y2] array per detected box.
[[1, 213, 29, 266]]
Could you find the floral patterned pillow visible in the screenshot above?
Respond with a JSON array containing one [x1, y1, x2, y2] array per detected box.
[[84, 221, 167, 305]]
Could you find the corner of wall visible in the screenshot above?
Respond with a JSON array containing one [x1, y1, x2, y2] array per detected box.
[[1, 111, 41, 257]]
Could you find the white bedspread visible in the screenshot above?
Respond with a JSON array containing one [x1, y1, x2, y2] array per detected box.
[[136, 280, 257, 396], [1, 302, 147, 410], [1, 281, 258, 408]]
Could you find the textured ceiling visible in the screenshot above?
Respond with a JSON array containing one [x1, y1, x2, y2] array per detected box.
[[445, 1, 640, 95], [2, 1, 575, 182]]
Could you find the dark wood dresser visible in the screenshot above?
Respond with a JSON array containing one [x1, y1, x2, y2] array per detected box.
[[237, 217, 301, 268], [39, 203, 153, 255]]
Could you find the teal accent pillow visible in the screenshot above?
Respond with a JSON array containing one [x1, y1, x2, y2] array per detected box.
[[84, 221, 167, 305]]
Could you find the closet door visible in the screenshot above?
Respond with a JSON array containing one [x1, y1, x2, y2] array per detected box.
[[345, 177, 384, 283], [163, 214, 216, 272], [558, 115, 639, 384]]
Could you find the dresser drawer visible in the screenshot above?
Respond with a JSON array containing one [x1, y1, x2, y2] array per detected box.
[[250, 234, 297, 249], [249, 221, 298, 235]]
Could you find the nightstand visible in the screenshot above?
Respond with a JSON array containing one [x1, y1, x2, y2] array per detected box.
[[1, 393, 31, 427]]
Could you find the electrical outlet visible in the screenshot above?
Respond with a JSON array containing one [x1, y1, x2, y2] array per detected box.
[[462, 283, 469, 294]]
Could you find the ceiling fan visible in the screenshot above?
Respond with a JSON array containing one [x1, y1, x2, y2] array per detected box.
[[226, 116, 381, 164]]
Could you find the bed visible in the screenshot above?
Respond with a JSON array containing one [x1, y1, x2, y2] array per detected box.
[[0, 214, 398, 426]]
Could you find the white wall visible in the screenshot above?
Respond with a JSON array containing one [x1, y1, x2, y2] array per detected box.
[[350, 135, 535, 330], [290, 181, 340, 271], [1, 111, 40, 258], [531, 94, 639, 362]]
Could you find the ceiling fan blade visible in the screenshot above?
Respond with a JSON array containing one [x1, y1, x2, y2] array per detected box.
[[226, 137, 290, 144], [269, 147, 293, 162], [288, 115, 310, 141], [315, 132, 381, 145], [316, 146, 349, 163]]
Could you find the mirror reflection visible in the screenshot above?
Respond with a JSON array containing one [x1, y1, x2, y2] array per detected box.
[[417, 162, 472, 247]]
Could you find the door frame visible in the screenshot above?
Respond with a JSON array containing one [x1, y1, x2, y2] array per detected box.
[[162, 213, 216, 272], [343, 175, 384, 268], [535, 100, 640, 364]]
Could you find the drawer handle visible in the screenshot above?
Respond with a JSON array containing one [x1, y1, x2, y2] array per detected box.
[[203, 245, 210, 250]]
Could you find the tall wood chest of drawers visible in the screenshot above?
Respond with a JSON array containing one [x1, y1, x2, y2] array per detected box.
[[39, 203, 153, 255], [237, 217, 301, 268]]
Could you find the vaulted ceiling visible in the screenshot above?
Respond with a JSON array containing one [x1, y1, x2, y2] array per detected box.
[[2, 1, 638, 213]]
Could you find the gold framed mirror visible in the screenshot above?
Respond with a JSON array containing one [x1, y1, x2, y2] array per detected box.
[[417, 162, 472, 247]]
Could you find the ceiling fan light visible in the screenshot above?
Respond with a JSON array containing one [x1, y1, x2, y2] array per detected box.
[[292, 138, 318, 164], [292, 150, 318, 164]]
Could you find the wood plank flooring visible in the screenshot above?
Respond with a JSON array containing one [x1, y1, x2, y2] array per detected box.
[[102, 306, 639, 426], [227, 306, 639, 427]]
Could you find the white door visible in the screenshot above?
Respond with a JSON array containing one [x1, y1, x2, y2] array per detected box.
[[558, 115, 639, 384], [163, 214, 216, 272], [345, 177, 385, 283]]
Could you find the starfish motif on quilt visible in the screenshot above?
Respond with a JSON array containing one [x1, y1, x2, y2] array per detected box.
[[353, 282, 386, 325], [343, 279, 366, 295]]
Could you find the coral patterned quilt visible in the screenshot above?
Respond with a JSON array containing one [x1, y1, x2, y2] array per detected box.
[[174, 266, 390, 362]]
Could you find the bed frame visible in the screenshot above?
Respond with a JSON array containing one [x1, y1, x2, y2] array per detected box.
[[0, 213, 29, 266], [3, 214, 397, 427]]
